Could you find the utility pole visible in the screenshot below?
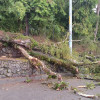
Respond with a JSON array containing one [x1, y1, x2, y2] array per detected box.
[[69, 0, 72, 55]]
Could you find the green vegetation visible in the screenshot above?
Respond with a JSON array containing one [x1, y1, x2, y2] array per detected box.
[[40, 41, 79, 61], [0, 0, 99, 41], [53, 81, 69, 90], [71, 86, 79, 94], [48, 75, 57, 79], [14, 33, 38, 48], [94, 74, 100, 82], [25, 77, 32, 83], [86, 82, 95, 89]]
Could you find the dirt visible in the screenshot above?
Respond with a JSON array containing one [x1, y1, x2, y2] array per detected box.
[[33, 35, 55, 45], [0, 76, 100, 100], [33, 35, 47, 43]]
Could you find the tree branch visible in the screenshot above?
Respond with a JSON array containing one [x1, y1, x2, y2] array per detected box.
[[17, 46, 63, 81]]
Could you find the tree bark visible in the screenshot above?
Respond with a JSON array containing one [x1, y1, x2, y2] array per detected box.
[[30, 51, 100, 67], [25, 13, 29, 36], [30, 51, 79, 74], [94, 0, 100, 41], [0, 32, 32, 48], [77, 92, 96, 99], [17, 46, 63, 81]]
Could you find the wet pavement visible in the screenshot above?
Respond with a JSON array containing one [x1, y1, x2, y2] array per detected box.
[[0, 76, 100, 100]]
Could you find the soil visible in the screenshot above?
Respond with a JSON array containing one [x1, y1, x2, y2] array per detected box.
[[0, 76, 100, 100], [33, 35, 47, 43], [33, 35, 53, 45]]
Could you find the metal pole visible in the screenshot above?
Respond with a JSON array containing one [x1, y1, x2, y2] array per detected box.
[[69, 0, 72, 55]]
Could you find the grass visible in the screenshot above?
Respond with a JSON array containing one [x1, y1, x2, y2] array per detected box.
[[53, 81, 69, 90], [86, 82, 95, 89]]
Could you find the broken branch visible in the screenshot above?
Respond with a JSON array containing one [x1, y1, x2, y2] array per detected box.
[[17, 46, 63, 81]]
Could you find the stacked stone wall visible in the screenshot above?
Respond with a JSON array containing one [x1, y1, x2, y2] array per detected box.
[[0, 58, 33, 78], [0, 46, 23, 58]]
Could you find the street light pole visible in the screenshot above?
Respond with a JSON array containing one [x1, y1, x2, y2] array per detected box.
[[69, 0, 72, 55]]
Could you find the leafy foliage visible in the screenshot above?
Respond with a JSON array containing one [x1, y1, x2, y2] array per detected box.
[[73, 0, 97, 38], [40, 42, 78, 60], [0, 0, 98, 41], [48, 75, 57, 79], [53, 81, 69, 90], [25, 77, 32, 83], [86, 82, 95, 89]]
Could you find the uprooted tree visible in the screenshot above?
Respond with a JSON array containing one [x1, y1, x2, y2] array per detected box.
[[0, 31, 100, 81]]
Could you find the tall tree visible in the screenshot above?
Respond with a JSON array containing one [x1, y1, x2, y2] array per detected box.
[[94, 0, 100, 41], [0, 0, 56, 35], [73, 0, 98, 39]]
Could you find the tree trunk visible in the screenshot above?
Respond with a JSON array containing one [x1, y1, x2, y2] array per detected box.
[[30, 51, 79, 74], [30, 51, 100, 73], [17, 46, 63, 81], [25, 13, 29, 36], [94, 0, 100, 41]]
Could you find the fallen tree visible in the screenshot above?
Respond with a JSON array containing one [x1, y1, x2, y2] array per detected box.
[[0, 32, 63, 81], [0, 32, 78, 74], [17, 46, 63, 81], [0, 31, 100, 78], [0, 32, 36, 48], [29, 51, 78, 74]]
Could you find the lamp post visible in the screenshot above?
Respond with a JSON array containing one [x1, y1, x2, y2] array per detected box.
[[69, 0, 72, 55]]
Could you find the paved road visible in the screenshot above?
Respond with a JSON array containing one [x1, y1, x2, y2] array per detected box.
[[0, 76, 100, 100]]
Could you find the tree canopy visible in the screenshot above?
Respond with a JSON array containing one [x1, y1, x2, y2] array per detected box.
[[0, 0, 99, 41]]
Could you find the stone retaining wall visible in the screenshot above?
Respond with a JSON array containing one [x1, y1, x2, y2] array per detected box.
[[0, 58, 34, 78], [0, 46, 23, 58]]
